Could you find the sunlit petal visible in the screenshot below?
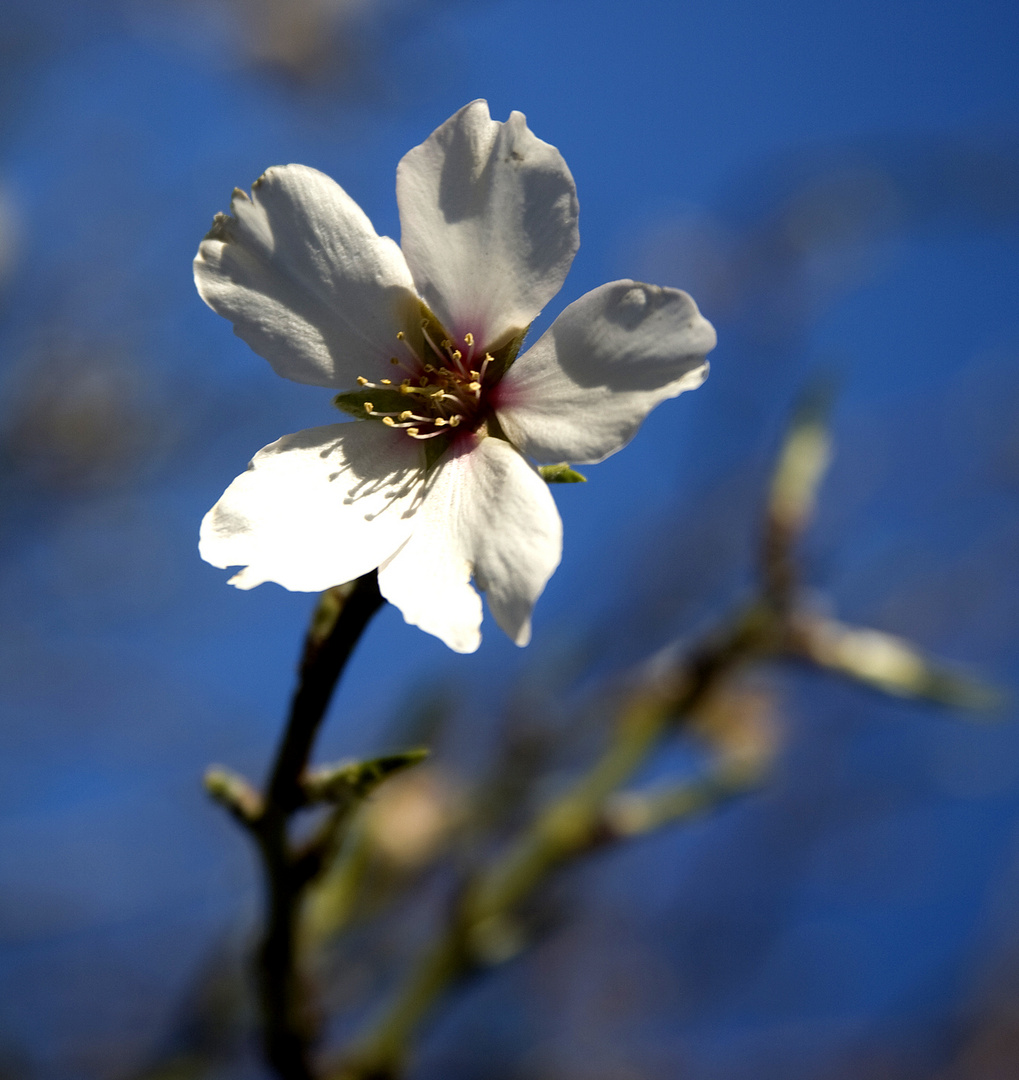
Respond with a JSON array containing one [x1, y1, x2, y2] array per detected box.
[[200, 422, 424, 592]]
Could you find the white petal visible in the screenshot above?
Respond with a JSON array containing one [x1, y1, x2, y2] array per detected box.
[[195, 164, 421, 389], [377, 436, 562, 653], [496, 281, 715, 465], [396, 100, 579, 349], [200, 422, 424, 592]]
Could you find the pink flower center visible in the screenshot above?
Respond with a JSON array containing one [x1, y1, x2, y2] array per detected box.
[[354, 323, 495, 442]]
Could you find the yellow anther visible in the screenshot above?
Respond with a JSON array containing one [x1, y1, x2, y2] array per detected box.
[[407, 427, 419, 436], [396, 331, 405, 340], [434, 418, 447, 427], [382, 416, 396, 427], [449, 415, 462, 427], [399, 411, 413, 421], [464, 332, 474, 346], [424, 364, 436, 373], [381, 378, 392, 385], [356, 375, 369, 385], [400, 383, 411, 394], [363, 401, 374, 414], [441, 339, 452, 349], [452, 350, 462, 361], [468, 381, 481, 392], [470, 370, 480, 380]]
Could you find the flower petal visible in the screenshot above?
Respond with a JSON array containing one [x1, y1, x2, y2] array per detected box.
[[396, 100, 579, 349], [377, 436, 562, 653], [195, 164, 421, 389], [496, 281, 715, 464], [200, 421, 424, 592]]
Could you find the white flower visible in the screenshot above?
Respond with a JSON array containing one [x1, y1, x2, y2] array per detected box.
[[195, 101, 716, 654]]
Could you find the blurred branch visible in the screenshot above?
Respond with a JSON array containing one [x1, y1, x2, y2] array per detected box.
[[330, 607, 775, 1079], [762, 380, 834, 609], [598, 759, 764, 842], [786, 613, 1002, 709]]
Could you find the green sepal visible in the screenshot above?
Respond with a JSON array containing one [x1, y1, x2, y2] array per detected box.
[[333, 387, 410, 419], [539, 463, 588, 484]]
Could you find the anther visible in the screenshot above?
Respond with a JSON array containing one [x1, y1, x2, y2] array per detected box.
[[464, 332, 474, 346], [382, 416, 396, 427], [381, 378, 392, 385], [357, 376, 369, 385], [363, 402, 374, 414], [449, 415, 462, 427], [468, 381, 481, 393], [398, 411, 413, 421], [434, 418, 447, 427], [396, 331, 405, 340]]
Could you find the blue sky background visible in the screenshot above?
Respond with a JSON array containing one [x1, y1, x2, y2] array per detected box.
[[1, 0, 1019, 1077]]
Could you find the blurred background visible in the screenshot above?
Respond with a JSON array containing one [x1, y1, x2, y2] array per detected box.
[[1, 0, 1019, 1077]]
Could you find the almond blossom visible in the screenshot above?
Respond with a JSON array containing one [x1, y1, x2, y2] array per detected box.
[[195, 101, 716, 653]]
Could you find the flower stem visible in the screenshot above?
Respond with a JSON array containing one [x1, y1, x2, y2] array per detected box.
[[253, 572, 385, 1079]]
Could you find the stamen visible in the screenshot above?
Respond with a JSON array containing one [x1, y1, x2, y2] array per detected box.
[[381, 378, 392, 385], [421, 322, 444, 362], [449, 415, 462, 427], [394, 331, 421, 368], [464, 331, 478, 366], [382, 416, 395, 426], [356, 376, 369, 386], [434, 418, 447, 427]]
